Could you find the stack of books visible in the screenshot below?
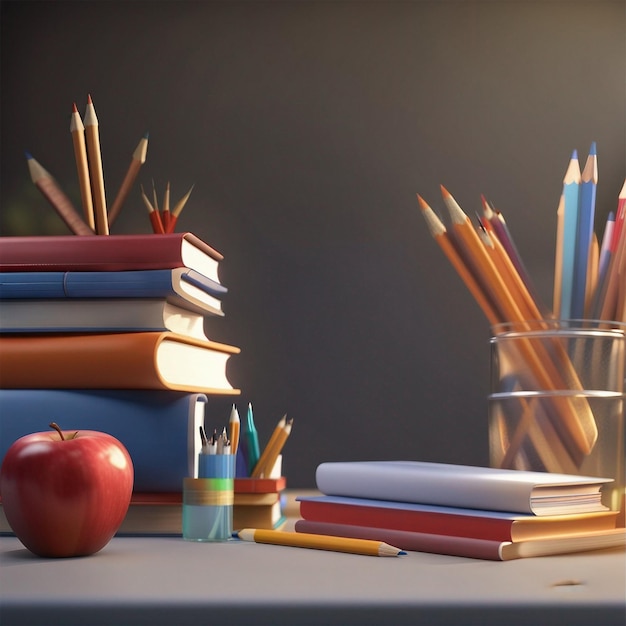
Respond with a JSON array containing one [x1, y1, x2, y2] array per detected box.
[[0, 232, 242, 523], [295, 461, 626, 561]]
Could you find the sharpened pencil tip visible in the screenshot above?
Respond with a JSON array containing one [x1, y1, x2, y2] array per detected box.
[[144, 131, 149, 139], [440, 184, 451, 199], [72, 102, 78, 113], [589, 141, 597, 156], [416, 194, 429, 211], [87, 93, 93, 104], [24, 151, 32, 160], [399, 551, 407, 555], [571, 149, 578, 159]]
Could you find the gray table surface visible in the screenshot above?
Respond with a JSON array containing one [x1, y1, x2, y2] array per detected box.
[[1, 532, 625, 626]]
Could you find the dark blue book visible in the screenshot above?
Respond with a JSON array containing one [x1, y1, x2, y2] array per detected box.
[[0, 389, 207, 492], [0, 268, 226, 314]]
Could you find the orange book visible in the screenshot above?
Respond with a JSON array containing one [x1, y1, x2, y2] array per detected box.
[[0, 332, 240, 394]]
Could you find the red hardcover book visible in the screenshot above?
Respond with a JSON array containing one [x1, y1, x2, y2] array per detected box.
[[294, 520, 626, 561], [0, 232, 222, 283], [235, 477, 287, 494], [297, 495, 618, 542]]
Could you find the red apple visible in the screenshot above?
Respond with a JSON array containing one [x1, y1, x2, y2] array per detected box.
[[0, 422, 133, 557]]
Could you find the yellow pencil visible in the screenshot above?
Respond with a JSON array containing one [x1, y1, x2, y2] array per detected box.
[[229, 404, 240, 455], [235, 528, 406, 557], [69, 103, 95, 230], [83, 94, 109, 235], [251, 416, 292, 478]]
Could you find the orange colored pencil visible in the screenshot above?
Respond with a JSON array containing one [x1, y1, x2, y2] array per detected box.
[[108, 132, 149, 226]]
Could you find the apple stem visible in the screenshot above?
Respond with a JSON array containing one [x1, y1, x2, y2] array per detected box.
[[49, 422, 65, 441]]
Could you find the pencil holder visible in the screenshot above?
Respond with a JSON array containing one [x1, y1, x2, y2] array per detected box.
[[488, 320, 625, 514], [182, 455, 235, 542]]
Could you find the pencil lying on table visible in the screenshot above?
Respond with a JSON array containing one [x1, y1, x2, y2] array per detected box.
[[234, 528, 407, 557]]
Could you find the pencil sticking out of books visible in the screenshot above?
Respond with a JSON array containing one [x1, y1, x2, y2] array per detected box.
[[417, 143, 626, 326], [27, 94, 194, 236], [295, 461, 625, 561]]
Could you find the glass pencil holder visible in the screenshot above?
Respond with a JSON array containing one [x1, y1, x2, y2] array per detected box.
[[488, 320, 625, 514], [182, 454, 235, 542]]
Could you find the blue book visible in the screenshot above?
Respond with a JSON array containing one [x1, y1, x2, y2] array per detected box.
[[0, 268, 227, 315], [0, 390, 207, 492]]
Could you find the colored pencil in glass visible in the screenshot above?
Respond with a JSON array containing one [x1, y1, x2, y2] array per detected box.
[[439, 186, 596, 462], [571, 142, 597, 319], [559, 150, 581, 320], [553, 194, 565, 318], [417, 195, 501, 324]]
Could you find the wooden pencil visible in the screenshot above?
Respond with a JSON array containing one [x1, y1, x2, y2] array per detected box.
[[417, 195, 501, 324], [108, 132, 149, 226], [166, 184, 194, 233], [161, 181, 171, 231], [559, 151, 581, 320], [572, 143, 598, 319], [139, 184, 165, 234], [235, 528, 406, 557], [26, 153, 94, 236], [83, 94, 109, 235], [229, 404, 240, 455], [251, 416, 292, 479], [440, 185, 596, 462], [553, 194, 565, 318], [69, 103, 95, 230]]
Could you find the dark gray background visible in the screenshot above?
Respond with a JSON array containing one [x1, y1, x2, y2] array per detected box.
[[1, 1, 625, 487]]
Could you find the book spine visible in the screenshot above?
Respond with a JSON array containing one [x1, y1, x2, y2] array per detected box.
[[298, 500, 513, 541], [294, 520, 504, 560]]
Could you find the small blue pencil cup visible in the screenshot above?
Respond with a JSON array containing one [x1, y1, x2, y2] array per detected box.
[[182, 455, 235, 542]]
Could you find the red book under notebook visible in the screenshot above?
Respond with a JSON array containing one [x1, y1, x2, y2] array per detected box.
[[0, 232, 222, 282]]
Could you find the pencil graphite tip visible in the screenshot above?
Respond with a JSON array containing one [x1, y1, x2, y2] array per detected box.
[[72, 102, 79, 113], [571, 149, 578, 160], [24, 151, 32, 160], [87, 93, 93, 104], [439, 184, 452, 200], [589, 141, 597, 156]]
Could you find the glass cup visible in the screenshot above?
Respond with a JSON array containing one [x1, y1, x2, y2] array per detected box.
[[182, 454, 235, 542], [488, 320, 625, 513]]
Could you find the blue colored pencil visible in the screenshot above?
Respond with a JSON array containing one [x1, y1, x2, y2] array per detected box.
[[243, 402, 261, 475], [559, 150, 581, 320], [571, 143, 597, 319]]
